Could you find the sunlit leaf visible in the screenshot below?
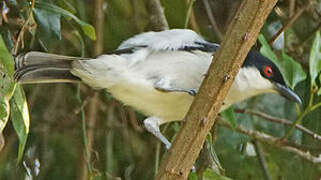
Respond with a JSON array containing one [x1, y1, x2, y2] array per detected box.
[[10, 85, 29, 163], [309, 31, 321, 85], [0, 35, 15, 133], [203, 168, 233, 180], [35, 1, 96, 40], [80, 23, 96, 41], [0, 35, 29, 163], [281, 51, 307, 89], [0, 100, 10, 133], [221, 106, 236, 129], [33, 7, 61, 39]]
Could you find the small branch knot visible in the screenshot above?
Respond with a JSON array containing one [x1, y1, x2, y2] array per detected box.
[[223, 74, 230, 82], [243, 32, 249, 41], [201, 117, 207, 126]]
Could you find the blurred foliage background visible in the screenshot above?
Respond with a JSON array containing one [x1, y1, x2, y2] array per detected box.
[[0, 0, 321, 179]]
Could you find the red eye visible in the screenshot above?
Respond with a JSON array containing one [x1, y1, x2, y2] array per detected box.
[[264, 66, 273, 77]]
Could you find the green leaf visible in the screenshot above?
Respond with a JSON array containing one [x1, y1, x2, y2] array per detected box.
[[281, 51, 307, 89], [35, 1, 96, 40], [258, 34, 291, 87], [203, 168, 233, 180], [0, 36, 14, 74], [56, 0, 77, 15], [258, 34, 280, 67], [188, 172, 198, 180], [309, 31, 321, 85], [221, 106, 236, 129], [0, 100, 10, 133], [0, 35, 29, 163], [33, 7, 61, 39], [10, 85, 30, 163], [0, 35, 16, 133], [80, 23, 96, 41]]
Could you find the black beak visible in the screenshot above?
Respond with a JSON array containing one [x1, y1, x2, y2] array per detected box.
[[274, 83, 302, 105]]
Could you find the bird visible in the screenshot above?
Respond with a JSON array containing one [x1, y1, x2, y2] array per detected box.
[[14, 29, 301, 149]]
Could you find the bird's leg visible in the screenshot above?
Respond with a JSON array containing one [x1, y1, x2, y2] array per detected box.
[[144, 117, 196, 171], [144, 117, 171, 149]]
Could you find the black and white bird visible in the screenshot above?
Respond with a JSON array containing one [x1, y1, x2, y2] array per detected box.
[[14, 29, 301, 149]]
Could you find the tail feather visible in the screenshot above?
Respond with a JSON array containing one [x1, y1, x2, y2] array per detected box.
[[14, 52, 88, 84]]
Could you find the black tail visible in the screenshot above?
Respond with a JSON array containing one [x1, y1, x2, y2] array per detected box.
[[14, 52, 88, 84]]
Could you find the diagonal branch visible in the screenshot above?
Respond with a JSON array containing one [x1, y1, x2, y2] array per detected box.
[[218, 119, 321, 164], [252, 140, 271, 180], [235, 109, 321, 142], [146, 0, 169, 31], [156, 0, 278, 179], [268, 1, 311, 46], [202, 0, 223, 41]]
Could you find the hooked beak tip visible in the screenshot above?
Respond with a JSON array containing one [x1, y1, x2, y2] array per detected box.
[[274, 83, 302, 105]]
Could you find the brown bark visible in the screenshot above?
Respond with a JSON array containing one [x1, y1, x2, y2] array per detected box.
[[155, 0, 278, 179], [146, 0, 169, 31]]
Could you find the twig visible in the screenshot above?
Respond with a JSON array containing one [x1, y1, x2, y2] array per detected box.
[[184, 0, 196, 28], [268, 2, 311, 46], [187, 1, 200, 33], [80, 0, 105, 179], [235, 109, 321, 142], [218, 119, 321, 164], [105, 99, 116, 176], [155, 141, 161, 176], [146, 0, 169, 31], [252, 140, 271, 180], [93, 0, 105, 55], [74, 95, 90, 115], [288, 0, 295, 17], [0, 133, 4, 152], [13, 0, 36, 55], [78, 89, 93, 180], [127, 107, 144, 132], [283, 101, 321, 140], [202, 0, 223, 41]]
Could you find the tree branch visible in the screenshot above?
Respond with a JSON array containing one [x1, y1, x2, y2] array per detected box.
[[268, 1, 311, 46], [218, 119, 321, 164], [146, 0, 169, 31], [202, 0, 223, 41], [80, 0, 105, 179], [156, 0, 278, 179], [235, 109, 321, 142], [252, 140, 271, 180], [186, 0, 200, 33]]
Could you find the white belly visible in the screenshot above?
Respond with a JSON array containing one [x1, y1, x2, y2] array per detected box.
[[109, 80, 194, 123]]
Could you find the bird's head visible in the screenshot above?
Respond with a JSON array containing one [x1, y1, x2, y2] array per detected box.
[[234, 51, 302, 105]]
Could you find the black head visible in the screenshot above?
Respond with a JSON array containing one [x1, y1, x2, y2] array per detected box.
[[242, 50, 302, 104], [243, 51, 286, 85]]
